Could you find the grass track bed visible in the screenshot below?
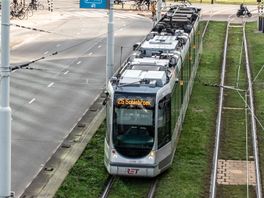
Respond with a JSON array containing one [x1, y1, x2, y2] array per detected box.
[[218, 185, 255, 198], [219, 25, 252, 161], [108, 177, 151, 197], [216, 24, 256, 197], [156, 22, 226, 197], [246, 22, 264, 195], [55, 22, 264, 198], [55, 122, 108, 198]]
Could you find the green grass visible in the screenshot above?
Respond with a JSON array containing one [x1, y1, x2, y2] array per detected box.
[[246, 22, 264, 195], [156, 22, 226, 198], [108, 177, 152, 198], [217, 185, 256, 198], [55, 122, 108, 198], [55, 22, 264, 198], [219, 26, 253, 161]]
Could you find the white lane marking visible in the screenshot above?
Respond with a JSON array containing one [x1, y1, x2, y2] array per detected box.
[[98, 45, 101, 48], [11, 70, 16, 73], [77, 61, 82, 65], [28, 98, 36, 104], [47, 82, 54, 88], [56, 44, 61, 48], [44, 51, 49, 55], [88, 52, 93, 56], [64, 70, 69, 75]]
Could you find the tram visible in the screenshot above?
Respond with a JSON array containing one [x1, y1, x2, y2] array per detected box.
[[104, 5, 202, 177]]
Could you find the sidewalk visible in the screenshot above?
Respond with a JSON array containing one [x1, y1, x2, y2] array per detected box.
[[9, 10, 67, 50], [114, 2, 153, 18], [114, 2, 259, 22]]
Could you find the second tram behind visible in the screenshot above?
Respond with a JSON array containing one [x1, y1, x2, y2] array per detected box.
[[104, 5, 202, 177]]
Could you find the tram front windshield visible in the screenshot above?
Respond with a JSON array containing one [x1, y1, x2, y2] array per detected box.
[[113, 94, 155, 158]]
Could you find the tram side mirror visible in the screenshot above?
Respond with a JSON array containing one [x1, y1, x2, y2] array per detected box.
[[133, 43, 140, 51], [102, 91, 109, 105], [110, 76, 118, 84]]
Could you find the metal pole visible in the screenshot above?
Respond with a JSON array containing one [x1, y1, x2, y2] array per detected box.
[[259, 0, 264, 32], [106, 0, 114, 84], [156, 0, 161, 22], [119, 46, 123, 67], [0, 0, 12, 197]]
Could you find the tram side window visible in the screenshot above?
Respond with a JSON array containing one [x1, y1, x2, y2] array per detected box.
[[196, 31, 199, 53], [158, 95, 171, 148], [106, 98, 112, 143], [191, 37, 196, 66], [197, 24, 202, 50], [171, 82, 181, 130], [183, 52, 189, 95], [190, 37, 195, 74]]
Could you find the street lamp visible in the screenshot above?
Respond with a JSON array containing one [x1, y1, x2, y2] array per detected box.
[[0, 0, 12, 197]]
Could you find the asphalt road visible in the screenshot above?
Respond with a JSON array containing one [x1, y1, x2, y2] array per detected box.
[[6, 1, 153, 196]]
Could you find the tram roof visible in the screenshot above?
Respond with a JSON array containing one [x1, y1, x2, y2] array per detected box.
[[141, 36, 179, 51], [109, 5, 201, 93]]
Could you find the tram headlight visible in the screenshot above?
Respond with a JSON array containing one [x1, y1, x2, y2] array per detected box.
[[111, 149, 118, 158], [148, 150, 155, 160]]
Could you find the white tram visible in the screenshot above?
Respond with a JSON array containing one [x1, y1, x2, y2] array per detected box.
[[104, 5, 202, 177]]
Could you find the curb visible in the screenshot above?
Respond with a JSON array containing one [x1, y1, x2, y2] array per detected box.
[[21, 95, 106, 198]]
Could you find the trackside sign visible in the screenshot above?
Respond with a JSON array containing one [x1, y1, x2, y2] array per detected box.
[[80, 0, 110, 9]]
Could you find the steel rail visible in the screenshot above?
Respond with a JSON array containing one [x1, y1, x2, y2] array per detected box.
[[243, 24, 262, 198], [209, 21, 230, 198], [100, 175, 116, 198], [147, 179, 158, 198], [201, 11, 212, 39], [201, 18, 210, 39]]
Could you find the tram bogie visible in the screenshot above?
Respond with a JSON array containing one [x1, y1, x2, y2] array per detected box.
[[104, 5, 202, 177]]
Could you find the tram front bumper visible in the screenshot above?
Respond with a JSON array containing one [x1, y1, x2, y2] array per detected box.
[[106, 162, 160, 177]]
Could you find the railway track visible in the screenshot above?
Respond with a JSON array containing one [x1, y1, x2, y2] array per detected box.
[[100, 175, 116, 198], [209, 21, 262, 198], [100, 175, 158, 198], [146, 178, 158, 198]]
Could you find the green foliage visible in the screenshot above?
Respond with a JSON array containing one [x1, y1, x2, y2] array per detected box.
[[55, 122, 108, 198]]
